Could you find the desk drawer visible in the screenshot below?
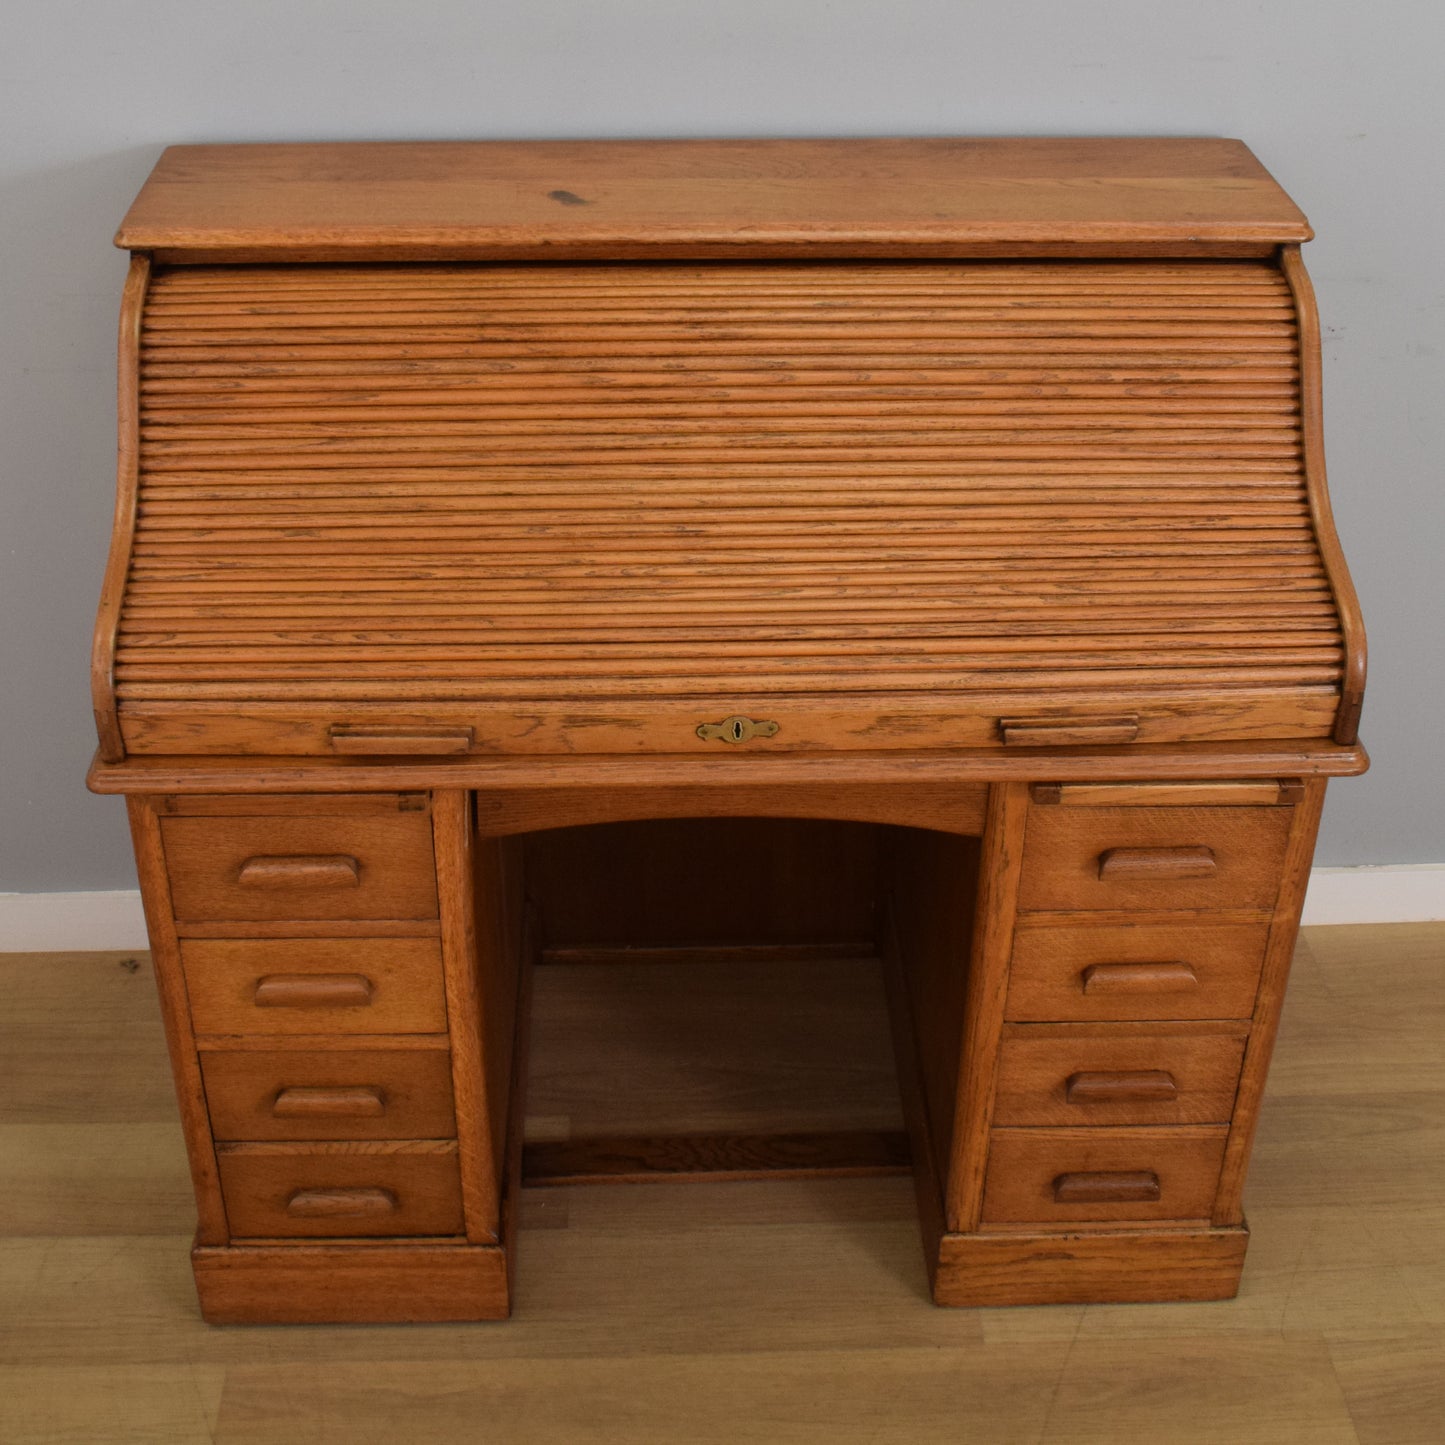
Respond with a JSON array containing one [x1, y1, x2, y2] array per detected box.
[[217, 1141, 463, 1238], [1017, 807, 1292, 913], [202, 1048, 456, 1141], [993, 1030, 1246, 1126], [181, 937, 447, 1036], [982, 1126, 1228, 1225], [161, 811, 438, 922], [1005, 923, 1270, 1022]]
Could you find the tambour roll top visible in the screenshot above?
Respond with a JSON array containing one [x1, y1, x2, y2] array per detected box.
[[93, 139, 1364, 761]]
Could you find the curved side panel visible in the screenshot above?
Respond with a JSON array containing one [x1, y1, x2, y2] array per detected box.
[[1280, 245, 1367, 744], [90, 255, 150, 761]]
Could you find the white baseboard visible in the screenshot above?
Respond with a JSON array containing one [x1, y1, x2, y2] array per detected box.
[[1299, 864, 1445, 925], [0, 891, 150, 952], [2, 866, 1443, 950]]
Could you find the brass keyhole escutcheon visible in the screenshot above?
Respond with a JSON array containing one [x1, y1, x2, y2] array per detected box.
[[696, 715, 780, 744]]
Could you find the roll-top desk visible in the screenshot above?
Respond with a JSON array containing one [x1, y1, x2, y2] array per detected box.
[[88, 139, 1367, 1323]]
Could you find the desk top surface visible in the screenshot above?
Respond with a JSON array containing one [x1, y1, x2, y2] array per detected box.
[[116, 138, 1311, 260]]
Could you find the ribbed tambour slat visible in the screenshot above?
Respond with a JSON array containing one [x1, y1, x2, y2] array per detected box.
[[112, 260, 1346, 752]]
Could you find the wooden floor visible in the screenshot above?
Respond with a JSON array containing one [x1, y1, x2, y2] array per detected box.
[[2, 924, 1441, 1443]]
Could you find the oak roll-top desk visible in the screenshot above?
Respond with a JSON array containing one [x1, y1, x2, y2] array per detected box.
[[88, 138, 1367, 1324]]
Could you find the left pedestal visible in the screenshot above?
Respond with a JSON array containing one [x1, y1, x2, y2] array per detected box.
[[126, 789, 523, 1324]]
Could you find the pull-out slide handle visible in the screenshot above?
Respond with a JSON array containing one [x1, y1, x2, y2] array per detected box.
[[1000, 715, 1139, 747], [1066, 1070, 1178, 1105], [1053, 1171, 1161, 1205], [286, 1187, 397, 1219], [237, 854, 360, 888], [1081, 962, 1199, 996], [1097, 846, 1215, 881], [253, 973, 374, 1009], [329, 724, 473, 755], [272, 1085, 387, 1119]]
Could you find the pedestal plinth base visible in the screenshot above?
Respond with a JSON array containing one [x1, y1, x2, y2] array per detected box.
[[930, 1224, 1249, 1307]]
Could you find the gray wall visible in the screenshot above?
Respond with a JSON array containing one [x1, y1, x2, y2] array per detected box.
[[3, 0, 1441, 891]]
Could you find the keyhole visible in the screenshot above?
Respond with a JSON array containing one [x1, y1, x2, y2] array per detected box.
[[731, 720, 746, 741]]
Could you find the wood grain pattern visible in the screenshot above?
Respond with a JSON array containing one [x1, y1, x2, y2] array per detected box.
[[191, 1240, 509, 1323], [87, 739, 1372, 796], [112, 691, 1347, 758], [199, 1047, 456, 1140], [99, 254, 1352, 758], [250, 972, 373, 1009], [946, 782, 1030, 1231], [90, 256, 149, 762], [215, 1139, 463, 1238], [1004, 923, 1269, 1021], [1096, 844, 1217, 880], [522, 1130, 911, 1186], [285, 1186, 397, 1219], [1213, 777, 1327, 1224], [1017, 805, 1293, 912], [474, 779, 987, 837], [932, 1224, 1248, 1306], [1280, 245, 1367, 743], [124, 796, 229, 1243], [1032, 779, 1294, 807], [993, 1030, 1246, 1126], [1053, 1170, 1162, 1204], [433, 789, 501, 1245], [159, 810, 438, 921], [980, 1125, 1229, 1224], [236, 853, 360, 889], [157, 790, 429, 816], [115, 138, 1311, 260], [180, 953, 447, 1042]]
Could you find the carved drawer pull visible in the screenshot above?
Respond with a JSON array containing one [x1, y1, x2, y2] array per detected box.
[[1066, 1070, 1178, 1104], [1097, 845, 1216, 881], [271, 1085, 387, 1119], [1000, 715, 1139, 746], [1081, 962, 1199, 995], [286, 1187, 397, 1219], [237, 854, 360, 888], [253, 973, 374, 1009], [1053, 1170, 1161, 1205]]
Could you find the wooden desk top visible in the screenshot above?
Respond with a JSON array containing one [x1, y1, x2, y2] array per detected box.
[[115, 138, 1310, 261]]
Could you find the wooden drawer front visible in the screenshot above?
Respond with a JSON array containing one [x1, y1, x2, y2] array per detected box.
[[982, 1127, 1228, 1225], [993, 1032, 1246, 1127], [161, 813, 438, 921], [1018, 806, 1292, 913], [181, 938, 447, 1036], [218, 1143, 463, 1238], [202, 1049, 456, 1141], [1006, 923, 1270, 1022]]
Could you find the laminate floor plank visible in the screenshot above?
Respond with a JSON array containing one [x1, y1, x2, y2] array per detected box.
[[0, 923, 1441, 1443], [0, 951, 175, 1123], [0, 1364, 225, 1445], [1328, 1330, 1445, 1445], [210, 1350, 1067, 1445]]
